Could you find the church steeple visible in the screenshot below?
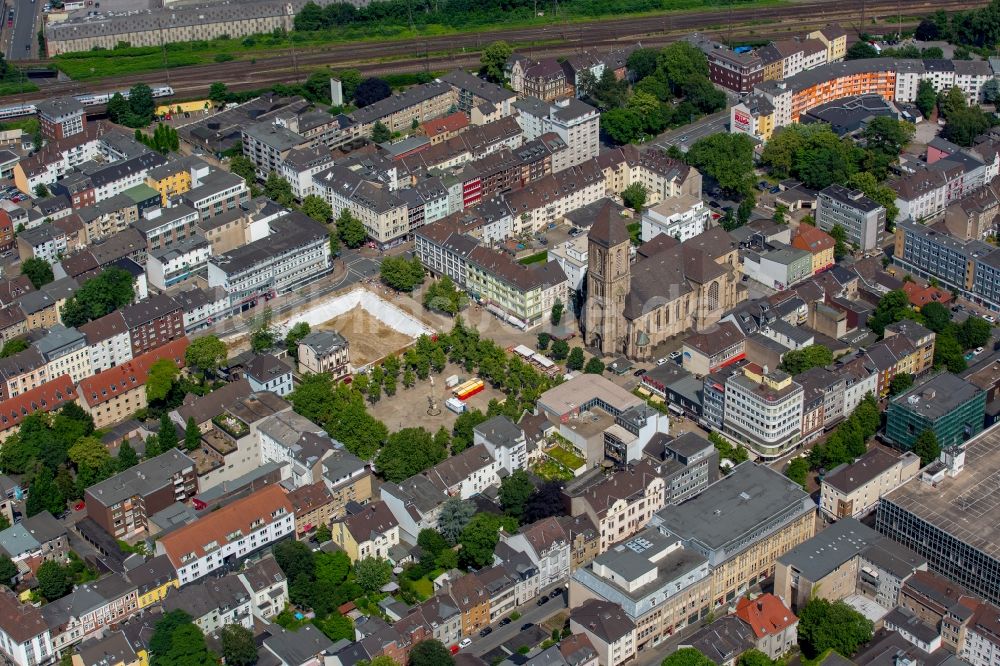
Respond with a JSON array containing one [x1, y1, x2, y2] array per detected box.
[[583, 202, 631, 356]]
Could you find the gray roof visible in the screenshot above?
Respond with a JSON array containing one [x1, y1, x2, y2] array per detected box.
[[263, 623, 335, 665], [210, 212, 326, 276], [439, 69, 515, 104], [820, 184, 884, 213], [134, 204, 199, 234], [653, 462, 811, 552], [474, 415, 524, 449], [890, 372, 985, 421], [36, 97, 84, 118], [298, 329, 347, 355], [348, 81, 452, 126], [85, 449, 194, 506], [242, 122, 307, 152], [571, 599, 635, 643], [245, 354, 292, 383]]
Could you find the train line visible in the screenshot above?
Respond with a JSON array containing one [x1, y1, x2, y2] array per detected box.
[[3, 0, 985, 107]]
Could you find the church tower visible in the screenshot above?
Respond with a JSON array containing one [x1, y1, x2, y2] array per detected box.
[[583, 202, 631, 356]]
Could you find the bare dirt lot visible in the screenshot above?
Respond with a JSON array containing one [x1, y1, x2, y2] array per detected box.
[[318, 305, 415, 368]]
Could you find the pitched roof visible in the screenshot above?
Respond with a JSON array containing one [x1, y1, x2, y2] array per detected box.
[[0, 374, 78, 434], [586, 200, 630, 248], [734, 594, 797, 639], [79, 337, 189, 408], [0, 586, 48, 643], [792, 224, 835, 254], [339, 500, 398, 543], [157, 484, 292, 569], [571, 599, 635, 642]]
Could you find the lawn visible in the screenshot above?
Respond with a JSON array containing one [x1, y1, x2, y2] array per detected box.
[[519, 250, 549, 265], [545, 444, 584, 471], [411, 577, 434, 599], [532, 459, 575, 482]]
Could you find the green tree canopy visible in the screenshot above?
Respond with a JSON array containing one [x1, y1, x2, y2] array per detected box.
[[621, 183, 648, 212], [409, 640, 455, 666], [0, 555, 16, 589], [354, 557, 392, 593], [914, 429, 941, 466], [919, 301, 952, 333], [60, 268, 135, 328], [459, 513, 518, 569], [302, 195, 333, 223], [146, 358, 180, 404], [36, 560, 71, 600], [437, 498, 476, 545], [220, 624, 256, 666], [797, 598, 873, 658], [916, 80, 937, 119], [957, 315, 993, 349], [686, 133, 756, 197], [889, 373, 915, 396], [380, 256, 425, 292], [662, 648, 715, 666], [480, 41, 512, 83], [498, 469, 534, 522], [21, 258, 53, 289], [780, 345, 834, 375], [185, 336, 227, 377], [264, 172, 295, 206], [374, 427, 447, 482]]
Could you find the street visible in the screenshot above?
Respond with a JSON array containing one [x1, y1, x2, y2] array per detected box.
[[6, 0, 41, 60], [468, 585, 568, 659], [652, 109, 731, 153]]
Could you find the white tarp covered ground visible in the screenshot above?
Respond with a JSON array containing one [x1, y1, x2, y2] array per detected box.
[[278, 288, 435, 338]]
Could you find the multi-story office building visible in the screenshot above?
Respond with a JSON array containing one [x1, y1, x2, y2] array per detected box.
[[877, 426, 1000, 604], [885, 373, 986, 451], [894, 218, 1000, 312], [815, 184, 885, 252], [208, 212, 331, 315], [181, 170, 250, 221], [134, 205, 200, 251], [722, 363, 804, 460], [570, 528, 712, 655], [465, 247, 568, 330], [650, 462, 815, 607], [84, 449, 197, 539]]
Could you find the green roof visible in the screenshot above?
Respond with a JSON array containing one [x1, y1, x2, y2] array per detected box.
[[123, 183, 160, 204]]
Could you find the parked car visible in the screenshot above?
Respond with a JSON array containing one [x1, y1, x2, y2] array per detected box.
[[769, 185, 781, 194], [73, 501, 85, 511], [479, 627, 493, 637], [976, 347, 985, 355], [669, 350, 682, 360], [459, 638, 472, 649], [521, 623, 534, 631], [985, 314, 997, 324], [499, 618, 511, 626], [549, 589, 562, 599], [537, 596, 549, 606], [633, 368, 647, 377]]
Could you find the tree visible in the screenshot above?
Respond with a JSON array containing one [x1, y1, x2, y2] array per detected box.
[[117, 440, 139, 471], [915, 18, 941, 40], [830, 224, 849, 261], [0, 339, 27, 358], [354, 77, 391, 108], [437, 498, 476, 545], [889, 373, 914, 396], [60, 268, 135, 327], [913, 429, 941, 466], [846, 41, 879, 60], [621, 183, 647, 213], [780, 345, 833, 374], [869, 290, 912, 337], [371, 121, 391, 143], [480, 41, 512, 83], [251, 307, 277, 353], [21, 257, 53, 289], [107, 93, 130, 125], [584, 357, 605, 374], [498, 470, 534, 522], [797, 598, 873, 658], [627, 48, 660, 80], [336, 209, 367, 248], [127, 83, 155, 127], [848, 172, 899, 226], [354, 556, 392, 593], [452, 409, 487, 454], [658, 41, 709, 94], [409, 640, 455, 666], [423, 276, 467, 315], [34, 183, 49, 197], [146, 358, 179, 404], [662, 648, 715, 666], [601, 108, 644, 144], [786, 458, 809, 490], [380, 256, 425, 291], [69, 436, 111, 471], [566, 346, 585, 370], [36, 561, 71, 600], [302, 195, 332, 223], [957, 315, 993, 349], [939, 86, 968, 120], [274, 540, 315, 582], [916, 80, 938, 119], [523, 481, 566, 523], [221, 625, 256, 666], [738, 650, 775, 666], [920, 301, 952, 333], [182, 417, 201, 451], [550, 299, 565, 327], [209, 82, 229, 105], [26, 467, 64, 518], [374, 427, 446, 482], [942, 106, 995, 147], [286, 321, 311, 358], [862, 116, 914, 157], [551, 338, 570, 361], [934, 330, 968, 373], [459, 513, 518, 569], [185, 336, 227, 378], [264, 172, 295, 206], [984, 79, 1000, 104], [0, 555, 16, 588], [158, 412, 178, 452], [537, 332, 551, 350], [686, 133, 756, 197], [229, 155, 257, 187]]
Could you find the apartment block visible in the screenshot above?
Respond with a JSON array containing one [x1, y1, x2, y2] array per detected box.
[[120, 294, 185, 357], [37, 97, 87, 141], [722, 363, 804, 460], [820, 446, 921, 521], [815, 184, 885, 252]]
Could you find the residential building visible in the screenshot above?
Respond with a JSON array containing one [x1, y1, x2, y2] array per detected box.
[[78, 312, 132, 375], [0, 511, 68, 572], [820, 446, 922, 520], [885, 373, 987, 451], [876, 426, 1000, 604], [84, 449, 197, 539], [125, 554, 177, 609], [806, 25, 849, 63], [0, 375, 78, 442], [119, 294, 184, 357], [0, 588, 52, 666], [162, 574, 252, 634], [570, 528, 712, 655], [641, 432, 719, 504], [423, 443, 501, 499], [238, 556, 288, 620], [145, 234, 211, 291], [244, 354, 293, 397], [71, 631, 139, 666], [37, 97, 86, 141], [815, 185, 885, 253], [569, 599, 637, 666], [465, 247, 569, 329], [380, 475, 448, 543], [297, 330, 350, 377], [42, 574, 138, 652], [681, 322, 746, 377], [500, 517, 571, 589], [640, 195, 710, 244], [514, 96, 600, 171], [78, 338, 189, 429], [474, 415, 528, 475], [156, 484, 294, 585], [180, 169, 250, 221], [258, 410, 332, 488], [791, 224, 836, 274], [733, 595, 799, 660], [330, 501, 400, 562], [651, 462, 815, 606], [134, 205, 200, 251], [36, 325, 91, 384], [16, 224, 67, 265]]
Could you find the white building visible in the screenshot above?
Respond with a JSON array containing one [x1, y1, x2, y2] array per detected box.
[[80, 312, 133, 375], [0, 588, 53, 666], [156, 485, 294, 585], [473, 415, 528, 475], [515, 96, 600, 172], [145, 234, 211, 291], [245, 354, 293, 398], [258, 410, 331, 489], [640, 195, 709, 243], [723, 363, 804, 460], [551, 235, 589, 294]]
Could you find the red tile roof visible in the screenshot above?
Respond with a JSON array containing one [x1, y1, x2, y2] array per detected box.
[[421, 112, 469, 138], [791, 224, 835, 254], [902, 281, 953, 308], [0, 374, 78, 433], [78, 337, 189, 408], [157, 484, 292, 568], [735, 594, 798, 639]]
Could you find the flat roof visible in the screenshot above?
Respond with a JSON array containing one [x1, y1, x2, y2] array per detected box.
[[538, 374, 642, 417], [890, 372, 984, 421], [884, 426, 1000, 560]]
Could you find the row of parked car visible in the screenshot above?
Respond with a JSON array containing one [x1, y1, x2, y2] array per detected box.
[[473, 588, 563, 640]]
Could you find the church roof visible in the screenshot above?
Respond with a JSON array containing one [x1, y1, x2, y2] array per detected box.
[[587, 200, 630, 248]]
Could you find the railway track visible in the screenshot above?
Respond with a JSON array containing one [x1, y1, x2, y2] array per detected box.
[[7, 0, 984, 104]]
